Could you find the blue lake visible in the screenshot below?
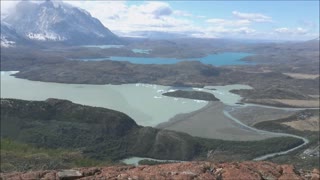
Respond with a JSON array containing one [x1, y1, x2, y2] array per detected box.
[[75, 52, 253, 66], [131, 49, 151, 54], [80, 45, 124, 49]]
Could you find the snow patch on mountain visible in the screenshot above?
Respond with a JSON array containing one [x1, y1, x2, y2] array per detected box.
[[1, 35, 15, 48], [27, 33, 65, 41], [2, 0, 121, 45]]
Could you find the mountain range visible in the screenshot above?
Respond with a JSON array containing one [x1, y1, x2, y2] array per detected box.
[[1, 0, 122, 47], [1, 1, 319, 48]]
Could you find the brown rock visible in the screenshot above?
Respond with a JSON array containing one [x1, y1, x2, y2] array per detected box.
[[221, 162, 261, 180], [279, 165, 302, 180], [57, 170, 82, 180], [42, 172, 58, 180], [311, 168, 320, 180], [313, 169, 320, 174], [0, 161, 314, 180], [243, 161, 282, 179], [81, 167, 101, 177]]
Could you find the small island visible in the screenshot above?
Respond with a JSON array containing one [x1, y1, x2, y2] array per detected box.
[[163, 90, 220, 101]]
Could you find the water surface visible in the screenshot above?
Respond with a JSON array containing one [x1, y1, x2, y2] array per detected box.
[[80, 45, 124, 49], [132, 49, 151, 54], [76, 52, 253, 66], [121, 157, 182, 166], [202, 84, 252, 105], [1, 72, 205, 127], [1, 72, 252, 126]]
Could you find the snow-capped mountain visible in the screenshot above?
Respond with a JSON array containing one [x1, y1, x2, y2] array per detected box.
[[0, 22, 25, 48], [2, 0, 122, 45]]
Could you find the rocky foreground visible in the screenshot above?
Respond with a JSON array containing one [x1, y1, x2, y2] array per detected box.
[[1, 161, 319, 180]]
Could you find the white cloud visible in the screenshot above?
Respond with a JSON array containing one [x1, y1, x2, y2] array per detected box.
[[207, 26, 230, 34], [205, 13, 257, 38], [65, 1, 198, 36], [232, 11, 272, 22], [233, 27, 256, 34], [66, 1, 127, 21], [190, 32, 218, 39], [206, 18, 251, 27], [296, 27, 308, 34], [274, 27, 308, 35], [173, 10, 193, 17], [0, 1, 18, 19], [274, 27, 290, 33], [271, 27, 316, 40], [299, 20, 317, 30], [197, 15, 206, 19], [1, 1, 317, 40], [133, 2, 173, 18], [68, 1, 309, 40], [206, 26, 256, 35]]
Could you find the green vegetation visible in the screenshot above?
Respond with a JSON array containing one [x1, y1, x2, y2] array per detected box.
[[195, 136, 304, 161], [0, 138, 109, 172], [0, 98, 306, 172], [253, 110, 320, 170], [231, 87, 311, 101], [254, 109, 319, 136], [162, 90, 219, 101]]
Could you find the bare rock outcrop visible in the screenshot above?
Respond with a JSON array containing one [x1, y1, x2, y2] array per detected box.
[[1, 161, 318, 180]]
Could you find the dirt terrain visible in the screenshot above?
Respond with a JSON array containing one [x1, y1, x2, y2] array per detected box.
[[1, 161, 319, 180], [243, 99, 320, 108], [283, 73, 320, 80], [282, 117, 319, 132], [229, 106, 296, 126], [157, 102, 278, 141], [271, 99, 320, 108]]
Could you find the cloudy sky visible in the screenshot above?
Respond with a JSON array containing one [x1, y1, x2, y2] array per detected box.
[[1, 0, 319, 40]]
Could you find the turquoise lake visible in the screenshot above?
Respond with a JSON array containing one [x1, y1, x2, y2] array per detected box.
[[80, 45, 124, 49], [75, 52, 253, 66], [1, 71, 251, 127]]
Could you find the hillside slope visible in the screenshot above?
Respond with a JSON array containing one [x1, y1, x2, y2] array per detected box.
[[0, 99, 304, 172]]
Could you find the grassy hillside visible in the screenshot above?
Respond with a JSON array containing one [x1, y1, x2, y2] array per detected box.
[[0, 98, 304, 172], [253, 109, 320, 169], [1, 138, 110, 172]]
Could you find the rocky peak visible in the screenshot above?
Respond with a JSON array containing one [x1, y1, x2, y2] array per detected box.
[[3, 0, 122, 45]]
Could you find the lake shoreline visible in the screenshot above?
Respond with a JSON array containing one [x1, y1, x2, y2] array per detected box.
[[0, 71, 207, 127]]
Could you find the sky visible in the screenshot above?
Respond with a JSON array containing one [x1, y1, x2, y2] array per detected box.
[[1, 0, 319, 40]]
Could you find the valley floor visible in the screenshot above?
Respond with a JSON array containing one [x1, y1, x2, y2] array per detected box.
[[157, 102, 278, 141]]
